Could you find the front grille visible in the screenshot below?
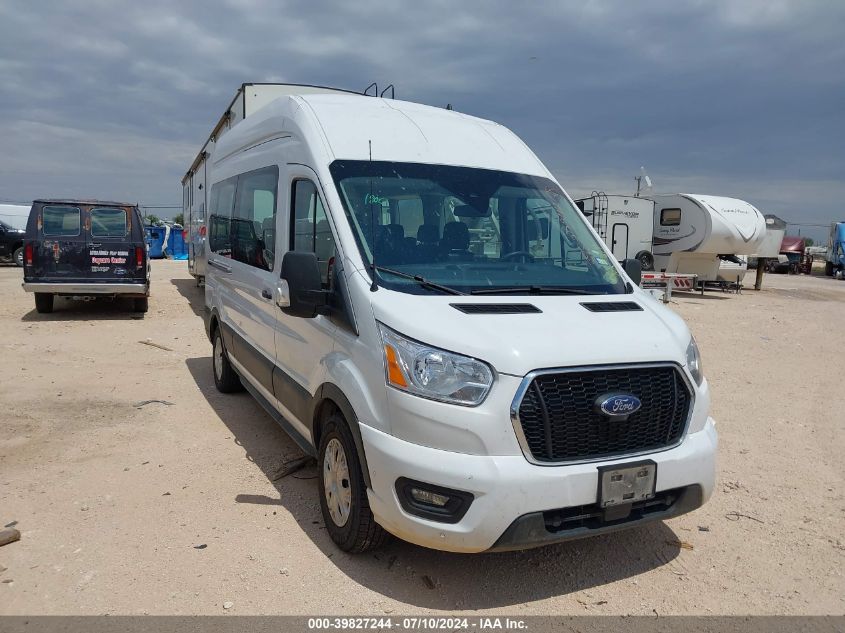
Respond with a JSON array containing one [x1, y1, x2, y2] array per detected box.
[[515, 365, 691, 462]]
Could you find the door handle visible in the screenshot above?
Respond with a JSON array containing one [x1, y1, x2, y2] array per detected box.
[[261, 289, 272, 300]]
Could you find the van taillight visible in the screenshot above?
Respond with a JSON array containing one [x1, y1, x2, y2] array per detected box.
[[24, 243, 33, 266], [135, 246, 144, 268], [182, 229, 188, 240]]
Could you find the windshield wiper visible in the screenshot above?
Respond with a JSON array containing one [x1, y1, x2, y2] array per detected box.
[[374, 266, 467, 296], [470, 286, 607, 296]]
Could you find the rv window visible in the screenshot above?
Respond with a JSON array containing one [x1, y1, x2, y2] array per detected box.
[[292, 179, 336, 288], [208, 178, 236, 256], [661, 208, 681, 226], [42, 205, 81, 237], [90, 208, 127, 237], [232, 166, 278, 271]]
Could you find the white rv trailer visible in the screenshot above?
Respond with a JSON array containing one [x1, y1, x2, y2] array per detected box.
[[650, 194, 766, 282], [576, 194, 656, 270], [577, 192, 767, 283], [181, 83, 363, 283]]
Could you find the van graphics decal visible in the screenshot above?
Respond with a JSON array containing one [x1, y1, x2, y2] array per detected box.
[[611, 210, 640, 219], [90, 248, 128, 272]]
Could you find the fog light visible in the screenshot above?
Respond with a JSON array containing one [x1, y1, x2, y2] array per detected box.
[[410, 487, 450, 507], [395, 477, 474, 524]]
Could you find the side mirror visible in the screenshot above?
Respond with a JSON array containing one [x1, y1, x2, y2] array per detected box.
[[280, 251, 326, 318], [622, 258, 642, 286]]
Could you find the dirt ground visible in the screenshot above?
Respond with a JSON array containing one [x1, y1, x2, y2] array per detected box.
[[0, 260, 843, 615]]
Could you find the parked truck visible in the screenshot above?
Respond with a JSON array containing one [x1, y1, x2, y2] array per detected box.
[[766, 236, 811, 274], [825, 221, 845, 278]]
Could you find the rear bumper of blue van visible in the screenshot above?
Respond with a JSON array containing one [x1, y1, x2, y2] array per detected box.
[[22, 282, 148, 296]]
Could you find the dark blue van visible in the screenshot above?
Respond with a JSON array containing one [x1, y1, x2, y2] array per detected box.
[[22, 199, 151, 313]]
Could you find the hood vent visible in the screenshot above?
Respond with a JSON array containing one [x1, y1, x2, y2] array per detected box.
[[451, 303, 542, 314], [580, 302, 643, 313]]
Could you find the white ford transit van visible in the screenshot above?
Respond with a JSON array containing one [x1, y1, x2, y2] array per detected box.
[[201, 92, 716, 553]]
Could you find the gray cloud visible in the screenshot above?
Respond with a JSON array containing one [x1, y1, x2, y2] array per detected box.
[[0, 0, 842, 239]]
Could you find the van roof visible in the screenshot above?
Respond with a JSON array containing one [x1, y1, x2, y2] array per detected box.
[[214, 94, 551, 179], [297, 94, 549, 176], [33, 199, 137, 207]]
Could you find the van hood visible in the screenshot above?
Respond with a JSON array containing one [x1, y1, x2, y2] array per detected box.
[[368, 286, 692, 377]]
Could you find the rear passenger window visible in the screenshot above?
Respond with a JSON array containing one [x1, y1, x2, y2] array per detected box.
[[292, 180, 336, 288], [208, 178, 236, 257], [90, 208, 127, 237], [232, 166, 278, 271], [42, 205, 81, 237]]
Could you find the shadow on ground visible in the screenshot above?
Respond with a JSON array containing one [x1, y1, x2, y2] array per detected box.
[[170, 276, 205, 317], [185, 356, 682, 610], [21, 296, 143, 321]]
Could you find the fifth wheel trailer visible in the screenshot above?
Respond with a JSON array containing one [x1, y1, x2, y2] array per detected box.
[[577, 193, 767, 283], [181, 83, 362, 284]]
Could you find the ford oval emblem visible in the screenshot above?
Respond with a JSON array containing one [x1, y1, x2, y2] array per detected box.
[[596, 393, 642, 418]]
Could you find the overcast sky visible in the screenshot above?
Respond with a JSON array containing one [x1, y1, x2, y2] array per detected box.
[[0, 0, 842, 239]]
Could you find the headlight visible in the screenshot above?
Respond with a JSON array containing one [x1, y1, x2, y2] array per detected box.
[[378, 323, 494, 406], [686, 336, 704, 386]]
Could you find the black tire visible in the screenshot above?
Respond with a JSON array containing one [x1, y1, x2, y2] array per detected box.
[[211, 327, 242, 393], [635, 250, 655, 271], [318, 412, 387, 553], [133, 297, 149, 313], [825, 261, 834, 276], [34, 293, 53, 314], [13, 247, 23, 267]]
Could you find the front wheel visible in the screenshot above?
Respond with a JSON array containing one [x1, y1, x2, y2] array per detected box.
[[212, 327, 242, 393], [34, 293, 53, 314], [13, 247, 23, 267], [318, 413, 387, 553]]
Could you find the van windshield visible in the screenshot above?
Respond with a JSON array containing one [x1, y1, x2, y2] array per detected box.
[[329, 161, 625, 295]]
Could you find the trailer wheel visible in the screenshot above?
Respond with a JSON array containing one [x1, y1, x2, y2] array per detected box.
[[34, 293, 54, 314], [635, 251, 654, 271], [825, 261, 834, 276]]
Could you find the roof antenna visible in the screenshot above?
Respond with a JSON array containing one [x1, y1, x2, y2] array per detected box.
[[369, 139, 378, 292]]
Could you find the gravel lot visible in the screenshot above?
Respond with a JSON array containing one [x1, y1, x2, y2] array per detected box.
[[0, 260, 843, 615]]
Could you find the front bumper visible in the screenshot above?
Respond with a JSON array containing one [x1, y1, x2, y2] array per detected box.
[[362, 418, 717, 553], [22, 282, 148, 296]]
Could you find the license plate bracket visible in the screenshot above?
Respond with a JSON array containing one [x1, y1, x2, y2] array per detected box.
[[598, 460, 657, 508]]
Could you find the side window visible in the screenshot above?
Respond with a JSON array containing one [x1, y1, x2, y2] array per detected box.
[[208, 178, 236, 256], [660, 208, 681, 226], [232, 166, 278, 271], [292, 179, 337, 288]]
